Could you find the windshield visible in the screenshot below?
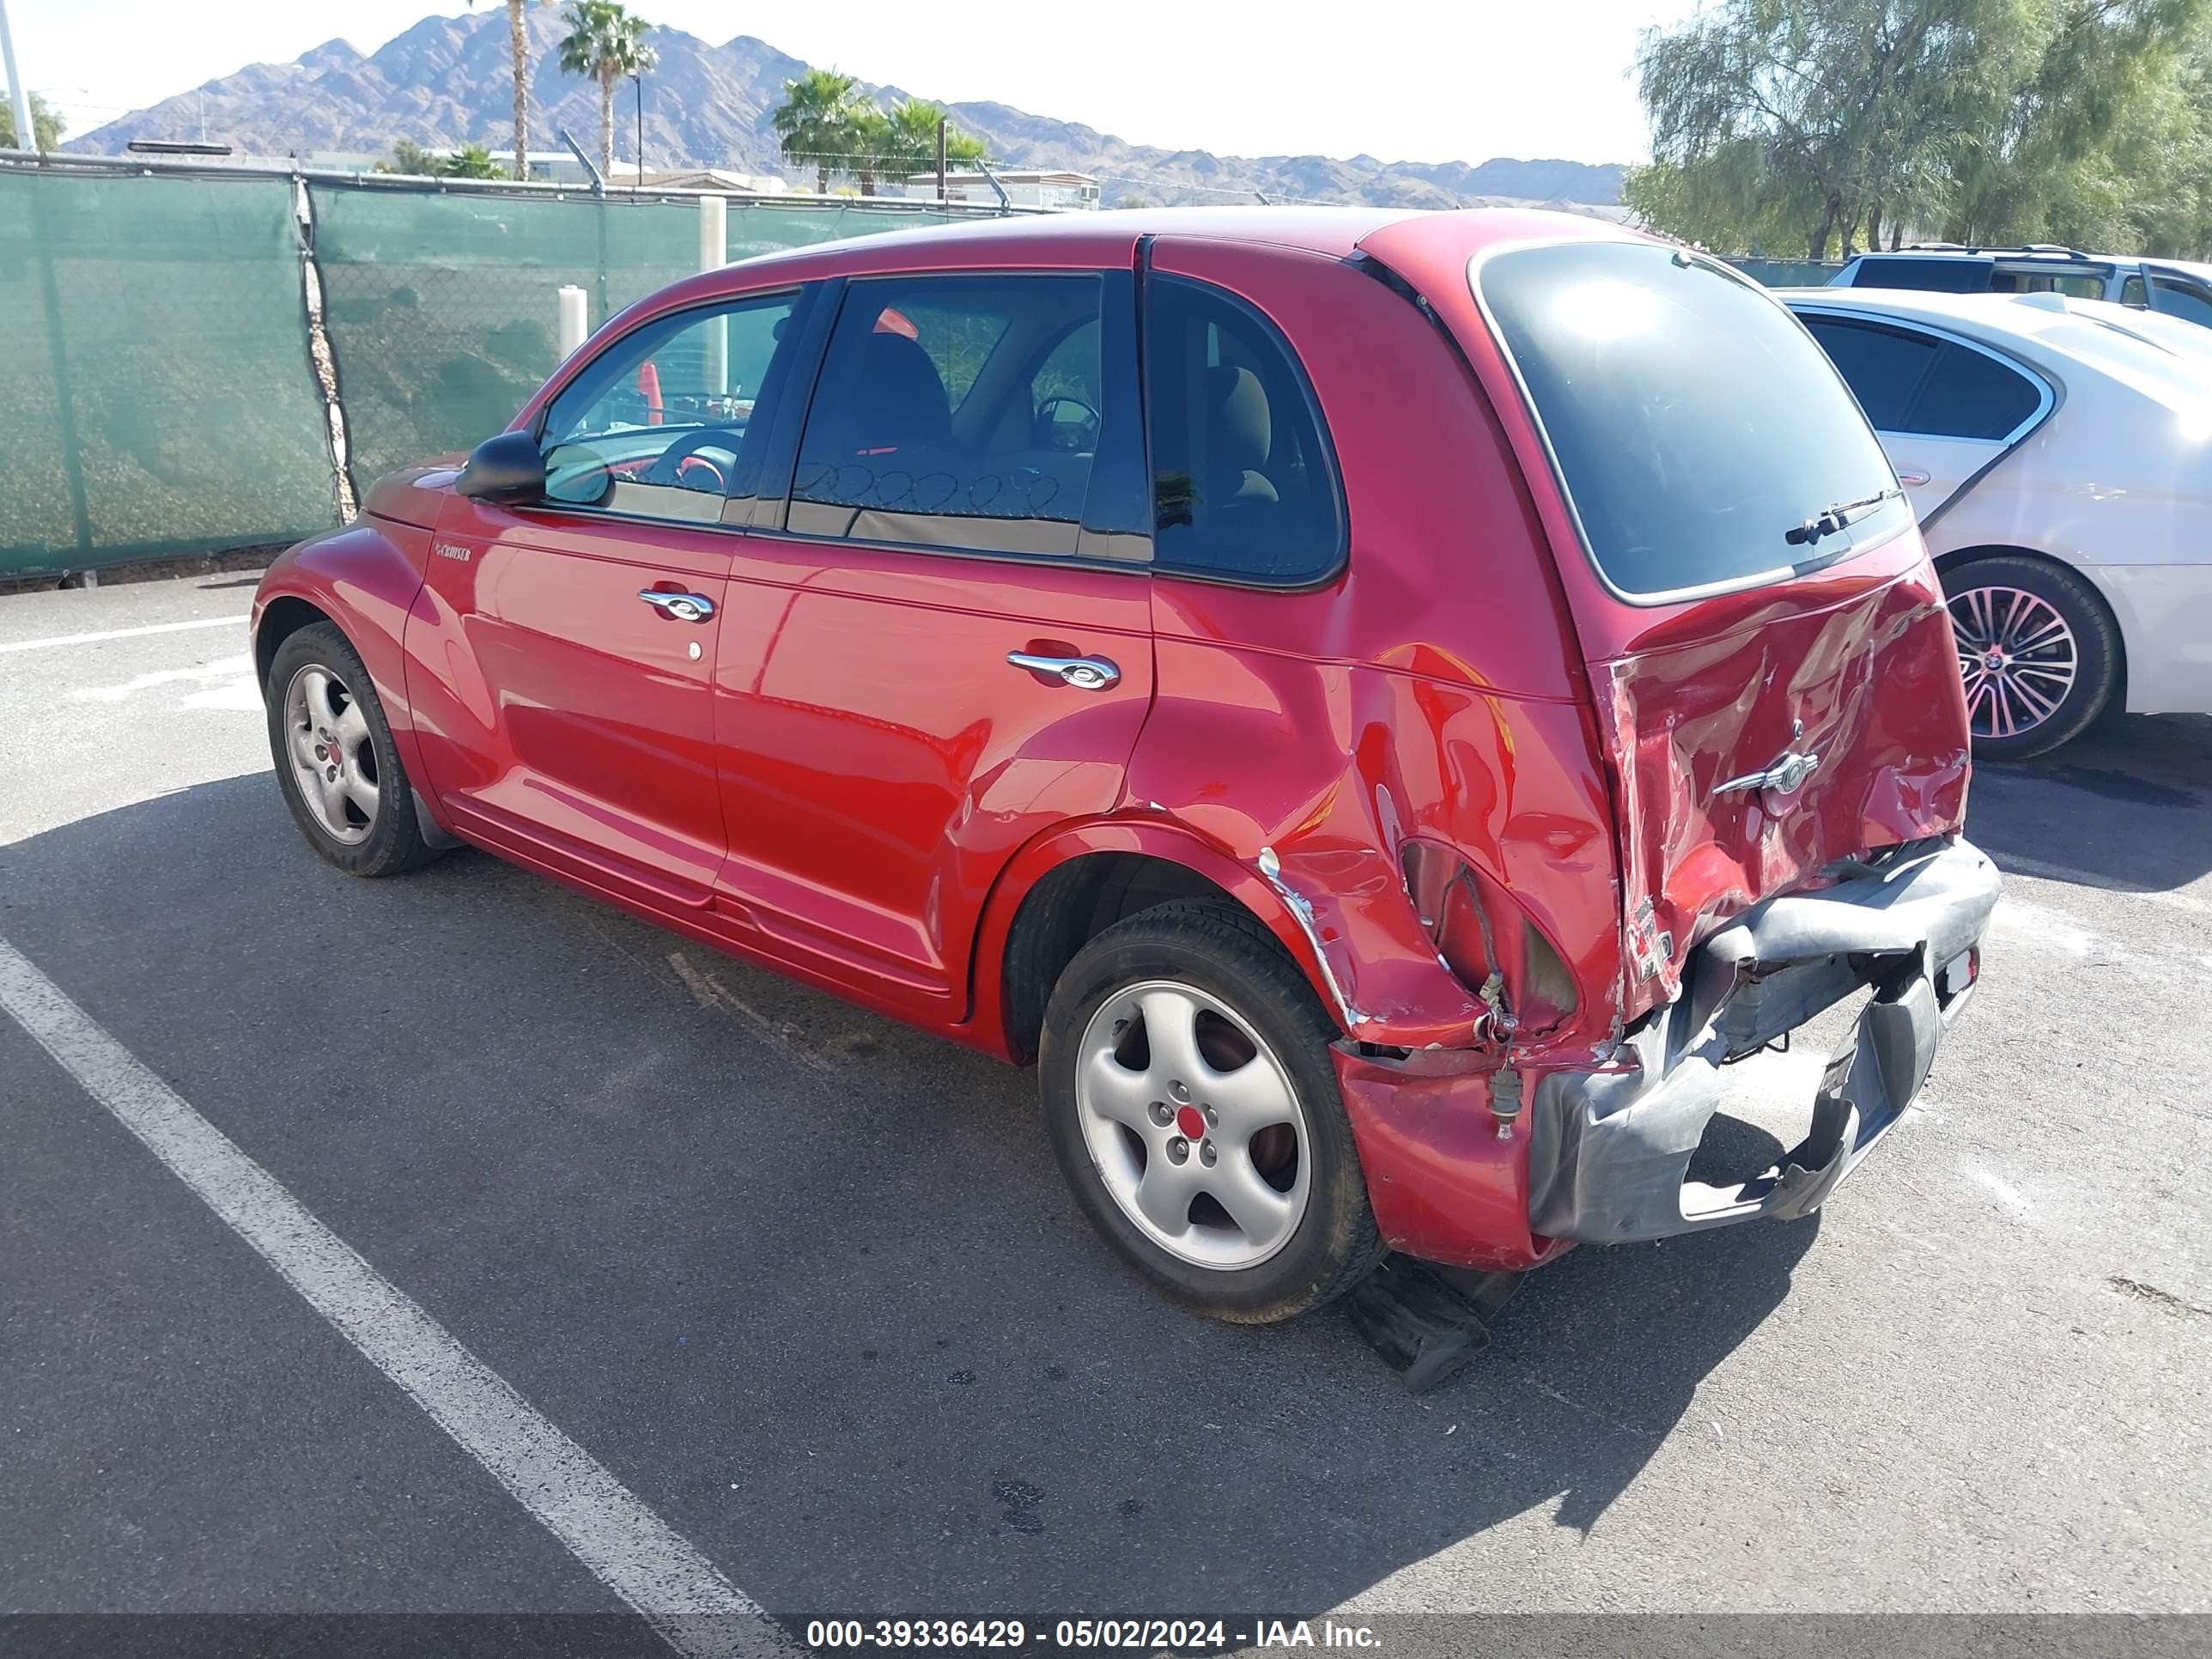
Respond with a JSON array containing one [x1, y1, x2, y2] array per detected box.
[[1477, 241, 1909, 601]]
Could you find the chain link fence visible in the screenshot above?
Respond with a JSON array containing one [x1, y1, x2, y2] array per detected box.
[[0, 163, 1006, 579], [0, 169, 337, 575], [0, 160, 1849, 580]]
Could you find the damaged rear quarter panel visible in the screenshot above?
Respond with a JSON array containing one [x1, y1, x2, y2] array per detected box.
[[1134, 234, 1626, 1054]]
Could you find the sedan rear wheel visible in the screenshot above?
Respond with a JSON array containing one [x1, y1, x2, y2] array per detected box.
[[1943, 555, 2118, 761]]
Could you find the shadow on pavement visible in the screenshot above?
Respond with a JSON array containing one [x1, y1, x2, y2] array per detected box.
[[0, 773, 1824, 1614], [1966, 712, 2212, 890]]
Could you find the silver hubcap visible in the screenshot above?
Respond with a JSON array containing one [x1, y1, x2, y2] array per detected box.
[[1950, 584, 2078, 740], [1073, 981, 1310, 1271], [283, 663, 379, 844]]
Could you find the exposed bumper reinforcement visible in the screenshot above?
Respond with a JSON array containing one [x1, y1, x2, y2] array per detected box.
[[1526, 836, 2001, 1243]]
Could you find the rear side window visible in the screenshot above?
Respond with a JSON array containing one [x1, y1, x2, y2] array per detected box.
[[1909, 343, 2044, 439], [1800, 318, 1938, 428], [1479, 242, 1905, 601], [1850, 257, 1992, 294], [2152, 276, 2212, 327], [1143, 275, 1343, 584], [787, 274, 1109, 559]]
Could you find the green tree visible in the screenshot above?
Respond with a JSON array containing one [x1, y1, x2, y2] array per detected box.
[[1634, 0, 2212, 258], [445, 142, 504, 179], [877, 99, 988, 189], [0, 91, 66, 152], [772, 68, 865, 193], [379, 138, 445, 176], [557, 0, 657, 179]]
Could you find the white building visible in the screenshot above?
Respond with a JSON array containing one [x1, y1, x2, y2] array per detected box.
[[902, 170, 1100, 210]]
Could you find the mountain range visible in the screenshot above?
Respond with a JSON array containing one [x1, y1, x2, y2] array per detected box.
[[72, 9, 1629, 213]]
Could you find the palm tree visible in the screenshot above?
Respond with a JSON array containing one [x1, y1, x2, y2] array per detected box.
[[879, 100, 988, 191], [772, 68, 863, 194], [557, 0, 657, 179], [466, 0, 550, 180]]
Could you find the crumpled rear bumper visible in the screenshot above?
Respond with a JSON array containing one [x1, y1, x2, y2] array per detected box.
[[1525, 836, 2001, 1243]]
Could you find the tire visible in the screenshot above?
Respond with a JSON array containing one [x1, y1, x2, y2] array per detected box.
[[1943, 554, 2120, 761], [264, 621, 442, 878], [1038, 901, 1383, 1323]]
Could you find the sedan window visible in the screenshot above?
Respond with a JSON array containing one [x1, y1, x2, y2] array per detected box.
[[1800, 317, 1939, 429], [538, 289, 805, 524], [787, 274, 1111, 559], [1906, 343, 2045, 441]]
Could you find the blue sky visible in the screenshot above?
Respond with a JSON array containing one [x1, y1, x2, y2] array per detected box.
[[12, 0, 1694, 165]]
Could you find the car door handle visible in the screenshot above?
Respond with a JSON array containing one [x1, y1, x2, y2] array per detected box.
[[638, 589, 715, 623], [1006, 650, 1121, 691]]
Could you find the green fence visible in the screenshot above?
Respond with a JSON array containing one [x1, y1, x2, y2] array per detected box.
[[0, 167, 995, 578], [0, 170, 338, 578], [312, 187, 975, 492]]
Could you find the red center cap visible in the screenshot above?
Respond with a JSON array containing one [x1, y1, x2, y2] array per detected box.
[[1176, 1105, 1206, 1140]]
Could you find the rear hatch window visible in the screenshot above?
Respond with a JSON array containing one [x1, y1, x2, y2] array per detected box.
[[1477, 241, 1910, 602]]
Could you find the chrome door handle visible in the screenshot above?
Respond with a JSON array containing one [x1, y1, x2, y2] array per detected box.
[[1007, 650, 1121, 691], [638, 589, 715, 623]]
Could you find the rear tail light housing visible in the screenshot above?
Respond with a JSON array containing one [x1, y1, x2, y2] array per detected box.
[[1400, 838, 1579, 1041]]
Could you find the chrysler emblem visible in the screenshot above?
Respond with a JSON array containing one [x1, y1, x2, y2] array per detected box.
[[1716, 720, 1823, 797]]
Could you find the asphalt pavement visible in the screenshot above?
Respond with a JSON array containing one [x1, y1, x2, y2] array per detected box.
[[2, 574, 2208, 1640]]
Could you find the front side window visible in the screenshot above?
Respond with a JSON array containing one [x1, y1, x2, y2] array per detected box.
[[1143, 275, 1343, 584], [538, 289, 805, 524], [787, 274, 1109, 557], [1849, 257, 1992, 294], [1479, 242, 1907, 601]]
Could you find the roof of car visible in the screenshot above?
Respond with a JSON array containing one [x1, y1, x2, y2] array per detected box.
[[631, 204, 1640, 319]]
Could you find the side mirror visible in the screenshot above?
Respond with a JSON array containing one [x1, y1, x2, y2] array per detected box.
[[456, 432, 548, 504]]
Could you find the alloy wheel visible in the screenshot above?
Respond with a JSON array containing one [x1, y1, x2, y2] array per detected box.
[[283, 663, 380, 844], [1949, 584, 2079, 742], [1073, 981, 1311, 1271]]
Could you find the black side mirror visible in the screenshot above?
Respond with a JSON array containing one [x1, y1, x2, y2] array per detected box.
[[456, 432, 548, 504]]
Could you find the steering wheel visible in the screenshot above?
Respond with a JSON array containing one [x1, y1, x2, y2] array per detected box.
[[645, 426, 741, 492], [1035, 394, 1103, 452]]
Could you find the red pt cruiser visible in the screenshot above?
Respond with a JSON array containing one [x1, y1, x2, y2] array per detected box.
[[253, 209, 1998, 1322]]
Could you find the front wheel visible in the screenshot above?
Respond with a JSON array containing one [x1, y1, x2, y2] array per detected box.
[[1944, 555, 2119, 760], [1038, 902, 1382, 1323], [264, 621, 443, 878]]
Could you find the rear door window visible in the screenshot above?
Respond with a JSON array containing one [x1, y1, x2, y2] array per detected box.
[[1799, 317, 1938, 428], [1477, 241, 1906, 601], [786, 273, 1133, 561], [1905, 343, 2045, 440]]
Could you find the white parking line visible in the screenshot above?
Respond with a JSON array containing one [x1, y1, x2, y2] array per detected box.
[[0, 934, 796, 1659], [0, 615, 247, 653]]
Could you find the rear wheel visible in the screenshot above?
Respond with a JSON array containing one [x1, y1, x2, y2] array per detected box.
[[1943, 554, 2118, 760], [264, 622, 441, 878], [1039, 902, 1382, 1323]]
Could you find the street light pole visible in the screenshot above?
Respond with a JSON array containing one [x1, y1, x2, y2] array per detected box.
[[0, 0, 39, 155], [633, 70, 644, 194]]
